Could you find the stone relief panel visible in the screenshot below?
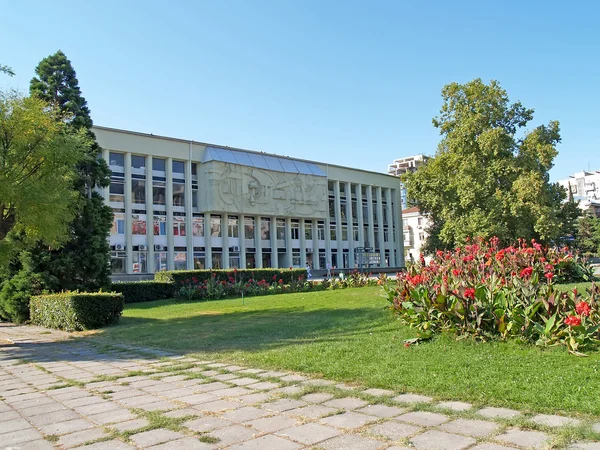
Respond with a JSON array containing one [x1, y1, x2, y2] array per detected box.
[[200, 161, 327, 218]]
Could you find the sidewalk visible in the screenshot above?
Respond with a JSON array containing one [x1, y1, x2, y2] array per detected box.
[[0, 323, 598, 450]]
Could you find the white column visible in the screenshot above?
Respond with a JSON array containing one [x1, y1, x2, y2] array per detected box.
[[239, 215, 246, 269], [204, 212, 212, 268], [270, 216, 278, 268], [312, 219, 319, 269], [145, 155, 155, 273], [222, 214, 230, 269], [357, 183, 364, 247], [124, 152, 133, 274], [366, 186, 375, 250], [333, 181, 344, 268], [102, 148, 110, 205], [386, 188, 395, 267], [299, 219, 306, 267], [185, 159, 193, 270], [394, 188, 406, 267], [345, 182, 354, 269], [376, 187, 386, 267], [166, 158, 174, 270], [285, 217, 292, 268], [255, 215, 263, 268]]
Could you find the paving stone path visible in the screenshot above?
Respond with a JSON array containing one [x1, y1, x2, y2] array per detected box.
[[1, 323, 599, 450]]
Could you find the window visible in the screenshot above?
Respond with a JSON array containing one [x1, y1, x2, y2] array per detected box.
[[109, 179, 124, 202], [363, 204, 369, 223], [153, 216, 167, 236], [342, 226, 348, 241], [132, 179, 145, 204], [192, 217, 204, 237], [172, 160, 185, 175], [403, 219, 408, 228], [276, 219, 285, 240], [211, 215, 222, 237], [330, 223, 337, 241], [132, 215, 146, 235], [292, 249, 301, 267], [418, 217, 423, 226], [174, 250, 187, 271], [173, 182, 185, 207], [317, 221, 325, 240], [329, 199, 335, 218], [131, 155, 145, 169], [111, 250, 126, 274], [244, 217, 255, 240], [352, 200, 357, 219], [111, 214, 125, 235], [153, 180, 166, 205], [261, 218, 270, 240], [153, 157, 166, 172], [193, 250, 205, 269], [173, 217, 186, 236], [291, 220, 299, 239], [228, 216, 239, 238], [154, 252, 168, 272], [305, 221, 313, 240], [353, 225, 359, 241], [419, 232, 425, 242], [132, 250, 147, 273], [192, 163, 197, 176], [109, 152, 124, 167], [384, 228, 389, 242]]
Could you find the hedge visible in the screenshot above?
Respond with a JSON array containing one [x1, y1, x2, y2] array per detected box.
[[30, 292, 124, 331], [155, 268, 307, 285], [111, 281, 176, 303]]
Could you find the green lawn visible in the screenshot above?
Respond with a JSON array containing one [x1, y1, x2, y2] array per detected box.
[[96, 284, 600, 417]]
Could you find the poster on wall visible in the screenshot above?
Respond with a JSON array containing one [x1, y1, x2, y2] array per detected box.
[[132, 215, 146, 235], [153, 216, 166, 235], [173, 216, 186, 236], [192, 218, 204, 237]]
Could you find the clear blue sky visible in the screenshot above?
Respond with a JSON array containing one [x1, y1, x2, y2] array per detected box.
[[1, 0, 598, 182]]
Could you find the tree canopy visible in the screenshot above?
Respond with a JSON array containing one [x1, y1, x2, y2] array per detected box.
[[404, 78, 571, 251], [0, 91, 86, 255]]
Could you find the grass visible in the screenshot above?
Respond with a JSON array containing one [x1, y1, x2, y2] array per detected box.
[[95, 284, 600, 417]]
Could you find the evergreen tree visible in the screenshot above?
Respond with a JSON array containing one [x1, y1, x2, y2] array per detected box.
[[25, 50, 112, 291]]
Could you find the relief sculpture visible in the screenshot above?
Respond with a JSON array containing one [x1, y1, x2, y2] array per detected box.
[[201, 161, 327, 218]]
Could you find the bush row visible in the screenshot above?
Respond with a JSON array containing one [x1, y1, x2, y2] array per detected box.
[[155, 268, 307, 285], [30, 292, 124, 332], [111, 281, 176, 303]]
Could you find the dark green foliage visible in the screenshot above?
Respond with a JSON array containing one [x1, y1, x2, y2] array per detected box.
[[111, 281, 176, 303], [575, 213, 600, 256], [30, 292, 124, 331], [155, 268, 307, 285]]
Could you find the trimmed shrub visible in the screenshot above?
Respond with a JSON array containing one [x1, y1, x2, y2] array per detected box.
[[30, 292, 124, 331], [155, 268, 307, 285], [111, 281, 176, 303]]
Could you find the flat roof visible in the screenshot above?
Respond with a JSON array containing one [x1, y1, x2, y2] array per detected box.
[[93, 125, 401, 180]]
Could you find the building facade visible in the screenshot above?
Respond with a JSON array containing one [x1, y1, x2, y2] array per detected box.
[[557, 170, 600, 217], [95, 126, 405, 275], [387, 155, 429, 209], [402, 207, 430, 261]]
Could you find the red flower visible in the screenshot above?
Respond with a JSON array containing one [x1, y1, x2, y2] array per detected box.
[[464, 287, 476, 299], [520, 267, 533, 278], [452, 269, 460, 277], [576, 301, 591, 317], [404, 342, 410, 348], [544, 272, 554, 281], [495, 251, 505, 261], [565, 315, 581, 327], [278, 279, 283, 284], [273, 275, 277, 280]]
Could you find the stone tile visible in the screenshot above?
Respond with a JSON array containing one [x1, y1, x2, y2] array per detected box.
[[223, 406, 270, 422], [213, 373, 238, 381], [0, 417, 32, 433], [229, 377, 261, 386], [160, 388, 197, 398], [71, 439, 136, 449], [238, 392, 272, 404], [10, 396, 56, 410], [133, 400, 178, 411], [184, 416, 234, 432], [569, 443, 600, 450], [368, 420, 422, 440], [205, 362, 228, 368], [0, 428, 45, 446], [88, 408, 137, 424], [147, 436, 218, 449], [228, 434, 301, 450], [9, 439, 56, 450], [286, 404, 338, 419], [247, 415, 299, 433], [301, 392, 335, 403], [117, 394, 160, 407], [196, 399, 240, 412], [0, 410, 20, 421], [357, 404, 406, 418], [393, 393, 433, 404], [130, 429, 185, 447], [279, 374, 307, 382], [110, 418, 150, 432], [75, 401, 121, 416], [237, 368, 264, 375], [531, 413, 581, 427], [477, 407, 521, 419], [495, 428, 550, 449], [439, 419, 500, 438], [39, 418, 95, 435], [277, 422, 340, 444], [437, 401, 472, 411], [396, 411, 449, 427], [303, 379, 336, 386], [323, 397, 369, 410], [362, 388, 395, 397], [470, 445, 520, 450], [262, 398, 307, 412], [63, 396, 103, 408], [320, 411, 378, 429], [58, 428, 110, 448], [206, 424, 258, 446], [163, 408, 201, 418], [200, 370, 220, 377], [28, 408, 82, 426], [246, 381, 279, 390], [173, 393, 218, 405], [270, 386, 304, 396], [195, 381, 230, 392], [319, 434, 386, 450], [256, 370, 287, 378], [410, 430, 476, 450], [210, 387, 253, 397]]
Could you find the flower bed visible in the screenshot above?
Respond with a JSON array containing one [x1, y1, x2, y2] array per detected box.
[[384, 238, 599, 355]]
